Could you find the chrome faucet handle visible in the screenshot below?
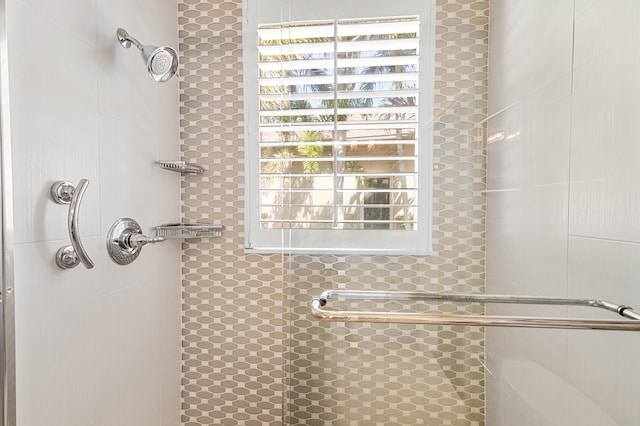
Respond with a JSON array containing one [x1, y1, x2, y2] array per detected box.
[[51, 179, 95, 270], [107, 218, 165, 265], [126, 233, 165, 248]]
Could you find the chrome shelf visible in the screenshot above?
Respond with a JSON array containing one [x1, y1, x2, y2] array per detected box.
[[153, 223, 225, 239], [157, 161, 204, 175]]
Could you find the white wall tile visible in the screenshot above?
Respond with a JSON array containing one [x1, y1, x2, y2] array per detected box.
[[14, 238, 105, 426], [575, 0, 602, 18], [565, 236, 640, 426], [486, 0, 573, 301], [100, 278, 164, 426], [8, 0, 181, 424], [8, 1, 101, 244], [488, 2, 640, 426], [485, 1, 601, 425], [487, 88, 572, 299], [15, 0, 97, 47], [489, 358, 618, 426], [487, 0, 573, 115], [569, 2, 640, 243]]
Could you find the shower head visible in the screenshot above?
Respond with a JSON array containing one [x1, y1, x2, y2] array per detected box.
[[140, 45, 179, 82], [116, 28, 179, 82]]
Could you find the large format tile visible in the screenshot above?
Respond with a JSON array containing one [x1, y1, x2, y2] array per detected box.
[[486, 2, 575, 425], [565, 236, 640, 426], [9, 0, 181, 423], [488, 0, 573, 115], [487, 88, 571, 298], [8, 2, 100, 244], [15, 0, 97, 47], [14, 238, 105, 426], [569, 2, 640, 243]]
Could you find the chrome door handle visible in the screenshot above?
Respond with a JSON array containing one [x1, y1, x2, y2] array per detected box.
[[51, 179, 95, 269]]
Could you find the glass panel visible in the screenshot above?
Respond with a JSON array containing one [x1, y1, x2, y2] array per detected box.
[[279, 1, 487, 424], [286, 256, 485, 425]]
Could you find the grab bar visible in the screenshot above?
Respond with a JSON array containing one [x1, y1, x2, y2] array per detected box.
[[50, 179, 95, 270], [310, 290, 640, 331]]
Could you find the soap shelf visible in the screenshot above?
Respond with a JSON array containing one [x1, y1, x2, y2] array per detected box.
[[153, 223, 225, 239], [157, 161, 204, 175]]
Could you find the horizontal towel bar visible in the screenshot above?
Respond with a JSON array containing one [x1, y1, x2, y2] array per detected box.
[[311, 290, 640, 331]]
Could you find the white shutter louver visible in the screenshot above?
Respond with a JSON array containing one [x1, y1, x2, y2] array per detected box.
[[257, 17, 420, 231]]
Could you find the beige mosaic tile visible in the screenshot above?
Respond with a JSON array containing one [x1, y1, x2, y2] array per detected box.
[[179, 0, 488, 424]]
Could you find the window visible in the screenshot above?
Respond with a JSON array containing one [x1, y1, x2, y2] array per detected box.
[[243, 0, 434, 254]]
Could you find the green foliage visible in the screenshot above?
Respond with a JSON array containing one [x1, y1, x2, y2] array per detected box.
[[297, 143, 323, 173]]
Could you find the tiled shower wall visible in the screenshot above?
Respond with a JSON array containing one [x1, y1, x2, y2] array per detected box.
[[9, 0, 181, 424], [487, 2, 640, 425], [178, 0, 488, 424]]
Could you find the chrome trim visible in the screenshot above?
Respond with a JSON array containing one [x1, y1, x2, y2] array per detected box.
[[66, 179, 93, 269], [156, 160, 204, 175], [116, 28, 179, 83], [51, 179, 95, 269], [311, 290, 640, 331], [0, 0, 15, 419], [153, 223, 225, 239], [116, 27, 143, 50], [107, 218, 165, 265], [50, 180, 76, 204], [55, 245, 80, 270]]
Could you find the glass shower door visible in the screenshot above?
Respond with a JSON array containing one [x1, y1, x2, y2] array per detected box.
[[285, 255, 486, 425], [273, 0, 490, 423]]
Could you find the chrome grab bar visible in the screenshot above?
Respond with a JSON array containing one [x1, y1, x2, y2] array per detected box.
[[311, 290, 640, 331], [50, 179, 95, 270]]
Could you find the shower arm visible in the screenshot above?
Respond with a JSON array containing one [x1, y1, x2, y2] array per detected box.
[[311, 290, 640, 331], [117, 28, 144, 51]]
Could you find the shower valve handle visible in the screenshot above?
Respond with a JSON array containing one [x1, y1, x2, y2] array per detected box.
[[107, 218, 165, 265], [122, 232, 165, 248]]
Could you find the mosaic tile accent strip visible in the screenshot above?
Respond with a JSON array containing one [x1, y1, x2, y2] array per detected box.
[[179, 0, 488, 425], [179, 1, 285, 425]]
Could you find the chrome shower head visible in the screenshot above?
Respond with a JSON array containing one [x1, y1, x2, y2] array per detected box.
[[140, 44, 179, 82], [117, 28, 179, 82]]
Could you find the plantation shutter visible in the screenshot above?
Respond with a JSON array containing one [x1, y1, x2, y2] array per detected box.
[[244, 2, 434, 254]]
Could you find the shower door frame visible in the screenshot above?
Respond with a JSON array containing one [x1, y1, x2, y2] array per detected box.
[[0, 0, 15, 424]]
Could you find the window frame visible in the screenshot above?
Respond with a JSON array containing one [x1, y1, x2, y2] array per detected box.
[[243, 0, 435, 255]]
